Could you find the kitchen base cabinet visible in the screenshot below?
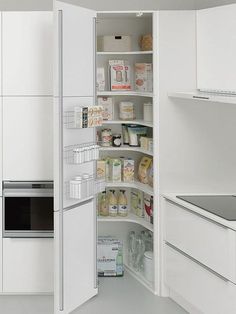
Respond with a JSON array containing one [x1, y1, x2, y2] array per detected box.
[[165, 244, 236, 314], [2, 238, 53, 294]]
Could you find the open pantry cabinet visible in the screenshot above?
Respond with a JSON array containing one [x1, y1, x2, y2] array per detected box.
[[53, 1, 160, 314], [96, 11, 159, 294]]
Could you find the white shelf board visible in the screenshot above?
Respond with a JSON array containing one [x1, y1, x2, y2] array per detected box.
[[124, 263, 154, 293], [105, 181, 153, 195], [97, 91, 153, 97], [98, 212, 153, 231], [99, 145, 153, 156], [168, 91, 236, 104], [102, 119, 153, 128], [97, 51, 153, 55]]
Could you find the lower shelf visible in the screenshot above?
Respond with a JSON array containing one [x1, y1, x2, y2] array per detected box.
[[98, 213, 153, 232], [124, 263, 154, 293]]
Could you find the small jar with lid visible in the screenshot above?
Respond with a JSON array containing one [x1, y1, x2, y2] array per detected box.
[[112, 134, 122, 147]]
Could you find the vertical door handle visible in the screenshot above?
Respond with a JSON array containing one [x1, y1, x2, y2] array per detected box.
[[58, 9, 64, 312]]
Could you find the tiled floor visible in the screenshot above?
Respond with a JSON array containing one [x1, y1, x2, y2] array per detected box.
[[0, 273, 187, 314]]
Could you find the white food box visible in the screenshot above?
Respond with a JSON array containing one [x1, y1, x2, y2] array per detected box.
[[98, 97, 114, 121], [123, 158, 135, 182], [109, 60, 131, 91], [135, 63, 153, 92], [97, 67, 105, 91], [97, 35, 131, 52], [97, 237, 123, 277]]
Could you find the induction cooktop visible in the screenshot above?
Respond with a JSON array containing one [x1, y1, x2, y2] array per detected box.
[[176, 195, 236, 221]]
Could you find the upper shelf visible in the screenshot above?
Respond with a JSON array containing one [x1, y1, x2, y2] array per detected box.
[[97, 91, 153, 97], [102, 119, 153, 128], [168, 91, 236, 105], [97, 51, 153, 55]]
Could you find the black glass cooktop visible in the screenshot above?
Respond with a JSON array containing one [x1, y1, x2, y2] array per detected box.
[[176, 195, 236, 221]]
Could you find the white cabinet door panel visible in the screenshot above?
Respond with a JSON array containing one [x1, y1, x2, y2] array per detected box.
[[3, 97, 53, 181], [165, 200, 236, 283], [3, 238, 53, 293], [2, 12, 53, 95], [165, 245, 236, 314]]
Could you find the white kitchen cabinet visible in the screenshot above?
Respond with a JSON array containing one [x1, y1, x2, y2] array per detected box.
[[3, 97, 53, 181], [165, 200, 236, 283], [2, 12, 53, 96], [165, 244, 236, 314], [2, 238, 53, 293]]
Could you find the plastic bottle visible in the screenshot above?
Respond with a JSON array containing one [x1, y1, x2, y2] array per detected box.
[[108, 190, 118, 217], [118, 190, 128, 217], [99, 191, 109, 216]]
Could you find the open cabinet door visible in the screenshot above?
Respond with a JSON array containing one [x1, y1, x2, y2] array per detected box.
[[53, 1, 97, 313]]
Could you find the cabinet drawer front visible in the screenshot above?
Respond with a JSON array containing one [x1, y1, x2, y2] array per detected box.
[[165, 245, 236, 314], [165, 200, 236, 282], [3, 238, 53, 293]]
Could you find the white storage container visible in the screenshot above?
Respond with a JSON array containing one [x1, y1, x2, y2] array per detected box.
[[97, 35, 131, 52]]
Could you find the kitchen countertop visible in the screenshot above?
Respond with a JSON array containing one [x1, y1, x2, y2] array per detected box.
[[162, 193, 236, 231]]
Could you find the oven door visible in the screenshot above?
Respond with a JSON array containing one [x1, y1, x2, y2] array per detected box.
[[3, 181, 54, 238]]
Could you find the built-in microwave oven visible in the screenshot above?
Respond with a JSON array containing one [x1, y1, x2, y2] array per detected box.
[[3, 181, 54, 238]]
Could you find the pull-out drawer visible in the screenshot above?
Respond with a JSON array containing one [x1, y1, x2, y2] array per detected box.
[[165, 244, 236, 314], [165, 200, 236, 283]]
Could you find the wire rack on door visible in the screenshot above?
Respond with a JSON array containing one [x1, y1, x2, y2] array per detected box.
[[65, 177, 105, 200], [64, 142, 100, 164]]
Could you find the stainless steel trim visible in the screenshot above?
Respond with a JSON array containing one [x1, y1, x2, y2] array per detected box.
[[58, 9, 64, 312], [165, 242, 229, 282], [166, 199, 228, 230], [3, 181, 53, 188], [3, 231, 54, 238], [93, 16, 98, 289], [3, 189, 53, 197]]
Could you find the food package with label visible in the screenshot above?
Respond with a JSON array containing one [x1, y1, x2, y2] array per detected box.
[[140, 137, 153, 153], [127, 125, 147, 147], [98, 97, 114, 121], [110, 159, 122, 182], [97, 67, 105, 91], [123, 158, 135, 182], [131, 188, 144, 217], [98, 236, 123, 277], [135, 63, 153, 92], [109, 60, 131, 91], [138, 156, 152, 184], [97, 160, 106, 179], [144, 194, 153, 224]]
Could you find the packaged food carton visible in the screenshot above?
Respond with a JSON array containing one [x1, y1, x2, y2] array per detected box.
[[144, 193, 153, 224], [97, 236, 123, 277], [97, 160, 106, 179], [135, 63, 153, 92], [110, 158, 122, 182], [131, 188, 144, 217], [109, 60, 131, 91], [97, 67, 105, 91], [98, 97, 114, 121], [123, 158, 135, 182]]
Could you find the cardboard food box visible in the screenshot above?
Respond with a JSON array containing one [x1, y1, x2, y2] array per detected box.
[[98, 97, 114, 121], [123, 158, 135, 182], [97, 160, 106, 179], [97, 237, 123, 277], [144, 193, 153, 224], [109, 60, 131, 91], [97, 67, 105, 91], [131, 188, 144, 217], [135, 63, 153, 92]]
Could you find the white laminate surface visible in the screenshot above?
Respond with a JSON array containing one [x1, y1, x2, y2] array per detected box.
[[0, 273, 186, 314], [163, 193, 236, 231]]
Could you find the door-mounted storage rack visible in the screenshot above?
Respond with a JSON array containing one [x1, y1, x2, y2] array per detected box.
[[64, 106, 103, 129], [65, 177, 105, 200], [64, 142, 100, 164]]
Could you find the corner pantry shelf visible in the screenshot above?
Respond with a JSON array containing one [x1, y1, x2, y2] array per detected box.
[[124, 263, 154, 293], [105, 181, 153, 196], [99, 145, 153, 156], [168, 91, 236, 105], [102, 119, 153, 128], [97, 91, 153, 97], [97, 51, 153, 55], [98, 212, 153, 232]]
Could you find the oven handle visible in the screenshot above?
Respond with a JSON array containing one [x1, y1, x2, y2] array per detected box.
[[3, 189, 53, 197]]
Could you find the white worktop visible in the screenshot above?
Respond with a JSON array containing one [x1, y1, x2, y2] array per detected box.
[[162, 193, 236, 231]]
